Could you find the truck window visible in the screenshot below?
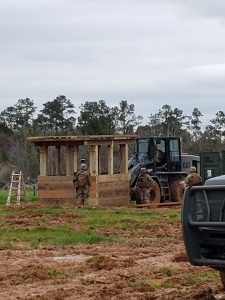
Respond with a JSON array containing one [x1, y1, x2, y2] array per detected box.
[[169, 139, 180, 162], [137, 139, 149, 161]]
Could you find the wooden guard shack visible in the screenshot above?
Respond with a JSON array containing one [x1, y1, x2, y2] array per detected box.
[[27, 135, 135, 206]]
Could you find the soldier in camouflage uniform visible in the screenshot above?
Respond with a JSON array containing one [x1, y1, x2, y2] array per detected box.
[[73, 163, 91, 205], [185, 166, 202, 187], [135, 167, 154, 203]]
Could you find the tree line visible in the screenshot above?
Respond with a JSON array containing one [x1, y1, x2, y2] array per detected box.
[[0, 95, 225, 179]]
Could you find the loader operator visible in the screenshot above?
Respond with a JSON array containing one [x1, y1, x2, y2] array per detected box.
[[184, 166, 202, 187], [135, 167, 154, 203], [73, 163, 91, 205]]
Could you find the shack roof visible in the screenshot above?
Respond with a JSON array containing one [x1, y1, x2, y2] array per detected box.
[[27, 135, 136, 146]]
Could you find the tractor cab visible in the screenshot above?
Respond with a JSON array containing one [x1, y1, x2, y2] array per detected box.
[[129, 137, 186, 203], [129, 137, 182, 174]]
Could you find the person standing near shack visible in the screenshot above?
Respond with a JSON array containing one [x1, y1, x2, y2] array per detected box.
[[135, 167, 154, 203], [73, 163, 91, 205], [185, 166, 202, 187]]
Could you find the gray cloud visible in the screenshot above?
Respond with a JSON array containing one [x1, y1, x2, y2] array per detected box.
[[0, 0, 225, 126]]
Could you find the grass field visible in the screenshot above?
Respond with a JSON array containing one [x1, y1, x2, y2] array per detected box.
[[0, 189, 179, 249], [0, 189, 222, 299], [0, 189, 37, 205]]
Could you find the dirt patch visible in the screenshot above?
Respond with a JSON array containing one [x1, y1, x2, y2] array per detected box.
[[173, 251, 188, 262], [3, 264, 66, 285], [87, 255, 135, 271], [0, 206, 224, 299]]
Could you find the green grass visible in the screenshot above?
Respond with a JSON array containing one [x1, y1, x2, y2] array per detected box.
[[182, 274, 201, 286], [47, 269, 68, 279], [182, 270, 219, 286], [146, 279, 161, 289], [82, 207, 163, 229], [0, 229, 116, 249], [0, 200, 181, 249], [158, 209, 181, 225], [0, 190, 38, 206], [29, 207, 67, 215], [0, 190, 8, 205], [128, 278, 142, 288], [161, 278, 177, 288], [159, 266, 178, 277]]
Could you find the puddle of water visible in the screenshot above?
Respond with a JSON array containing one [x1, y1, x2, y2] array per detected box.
[[53, 254, 92, 262]]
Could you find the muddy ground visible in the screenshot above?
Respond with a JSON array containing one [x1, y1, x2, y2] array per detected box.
[[0, 206, 224, 300]]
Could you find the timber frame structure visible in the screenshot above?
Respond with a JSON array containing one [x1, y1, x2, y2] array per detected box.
[[27, 135, 135, 206]]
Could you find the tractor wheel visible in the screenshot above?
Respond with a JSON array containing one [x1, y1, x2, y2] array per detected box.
[[170, 178, 185, 203], [149, 182, 161, 204], [220, 271, 225, 289]]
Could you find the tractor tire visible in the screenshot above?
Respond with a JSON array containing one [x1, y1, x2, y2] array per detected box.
[[220, 271, 225, 289], [149, 182, 161, 204], [131, 183, 161, 204], [170, 178, 185, 203]]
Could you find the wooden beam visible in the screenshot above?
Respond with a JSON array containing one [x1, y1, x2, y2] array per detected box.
[[89, 145, 98, 175], [39, 144, 48, 176], [73, 145, 78, 173], [107, 142, 114, 174], [98, 145, 101, 174], [69, 146, 74, 175], [56, 146, 60, 176], [65, 144, 70, 176], [120, 144, 128, 174], [136, 202, 181, 209]]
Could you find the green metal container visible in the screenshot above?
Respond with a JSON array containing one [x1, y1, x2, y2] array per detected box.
[[200, 151, 225, 182]]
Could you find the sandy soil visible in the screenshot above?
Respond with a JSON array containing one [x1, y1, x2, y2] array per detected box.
[[0, 208, 224, 300]]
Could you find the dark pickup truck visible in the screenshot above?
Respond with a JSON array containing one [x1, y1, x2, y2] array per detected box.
[[182, 175, 225, 287]]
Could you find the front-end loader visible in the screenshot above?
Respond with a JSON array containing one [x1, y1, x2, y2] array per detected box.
[[129, 137, 187, 204]]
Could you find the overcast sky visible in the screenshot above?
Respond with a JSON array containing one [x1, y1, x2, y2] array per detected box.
[[0, 0, 225, 125]]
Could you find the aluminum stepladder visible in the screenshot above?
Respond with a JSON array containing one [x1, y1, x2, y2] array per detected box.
[[158, 174, 171, 201], [6, 171, 27, 206]]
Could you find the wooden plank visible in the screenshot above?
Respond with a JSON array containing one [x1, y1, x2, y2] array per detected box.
[[88, 198, 98, 206], [120, 144, 128, 174], [98, 183, 129, 197], [97, 174, 130, 183], [38, 175, 74, 200], [38, 176, 73, 182], [27, 135, 136, 144], [136, 202, 181, 208], [37, 174, 131, 207], [108, 143, 114, 175], [39, 198, 75, 207], [38, 190, 74, 197]]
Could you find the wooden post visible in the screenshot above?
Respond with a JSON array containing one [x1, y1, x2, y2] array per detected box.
[[89, 145, 98, 175], [56, 146, 60, 176], [65, 144, 70, 176], [98, 145, 101, 174], [120, 144, 128, 174], [73, 145, 78, 173], [39, 144, 48, 176], [69, 146, 74, 175], [108, 142, 114, 174]]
